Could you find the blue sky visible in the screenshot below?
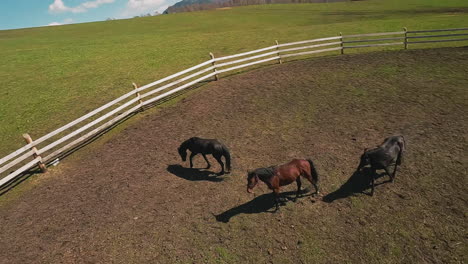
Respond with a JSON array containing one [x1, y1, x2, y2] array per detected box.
[[0, 0, 179, 30]]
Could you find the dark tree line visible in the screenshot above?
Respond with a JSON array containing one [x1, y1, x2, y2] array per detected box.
[[164, 0, 351, 14]]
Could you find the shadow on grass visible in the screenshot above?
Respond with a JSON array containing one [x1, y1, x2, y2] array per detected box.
[[0, 112, 138, 197], [0, 168, 42, 196], [322, 167, 390, 203], [215, 190, 313, 223], [215, 193, 275, 223], [167, 164, 225, 182]]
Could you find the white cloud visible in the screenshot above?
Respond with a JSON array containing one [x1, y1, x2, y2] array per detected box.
[[49, 0, 115, 14], [47, 18, 74, 26], [82, 0, 115, 8], [121, 0, 166, 17], [49, 0, 85, 13]]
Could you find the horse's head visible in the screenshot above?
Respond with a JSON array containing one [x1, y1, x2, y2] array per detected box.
[[246, 170, 259, 193], [178, 146, 187, 162]]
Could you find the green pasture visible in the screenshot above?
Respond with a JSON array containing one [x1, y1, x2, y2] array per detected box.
[[0, 0, 467, 157]]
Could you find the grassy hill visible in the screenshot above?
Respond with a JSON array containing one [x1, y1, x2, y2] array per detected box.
[[0, 0, 467, 157]]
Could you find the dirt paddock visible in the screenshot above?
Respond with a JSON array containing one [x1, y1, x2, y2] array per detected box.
[[1, 47, 467, 263]]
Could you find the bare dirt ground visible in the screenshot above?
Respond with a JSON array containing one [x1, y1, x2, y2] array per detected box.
[[1, 47, 467, 263]]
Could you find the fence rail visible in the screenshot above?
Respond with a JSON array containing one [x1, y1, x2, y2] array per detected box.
[[1, 27, 467, 189]]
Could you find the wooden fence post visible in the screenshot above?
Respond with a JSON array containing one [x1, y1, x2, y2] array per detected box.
[[403, 27, 408, 50], [22, 133, 47, 173], [340, 32, 344, 54], [275, 40, 283, 64], [132, 82, 143, 110], [209, 52, 219, 81]]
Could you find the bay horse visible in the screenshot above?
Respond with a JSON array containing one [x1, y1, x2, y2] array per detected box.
[[357, 135, 406, 195], [247, 158, 319, 211], [178, 137, 231, 175]]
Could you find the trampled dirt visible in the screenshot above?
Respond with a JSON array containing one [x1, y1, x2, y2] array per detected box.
[[1, 47, 467, 263]]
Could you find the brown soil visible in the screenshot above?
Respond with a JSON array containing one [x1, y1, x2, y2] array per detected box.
[[1, 47, 467, 263]]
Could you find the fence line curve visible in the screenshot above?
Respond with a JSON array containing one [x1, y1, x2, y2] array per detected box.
[[1, 27, 467, 189]]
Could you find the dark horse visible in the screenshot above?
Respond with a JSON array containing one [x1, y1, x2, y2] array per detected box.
[[247, 159, 319, 211], [178, 137, 231, 175], [357, 135, 406, 196]]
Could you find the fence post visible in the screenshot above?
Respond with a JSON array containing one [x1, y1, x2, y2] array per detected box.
[[275, 40, 283, 64], [22, 133, 47, 173], [132, 82, 143, 110], [209, 52, 219, 81], [340, 32, 344, 54], [403, 27, 408, 50]]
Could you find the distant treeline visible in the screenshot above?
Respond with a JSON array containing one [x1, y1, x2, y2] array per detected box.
[[164, 0, 354, 14]]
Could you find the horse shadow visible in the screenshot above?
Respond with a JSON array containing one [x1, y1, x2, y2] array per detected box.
[[322, 167, 390, 203], [215, 190, 306, 223], [167, 164, 224, 182]]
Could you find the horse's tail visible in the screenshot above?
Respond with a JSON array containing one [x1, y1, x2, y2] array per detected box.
[[223, 146, 231, 172], [306, 159, 319, 184], [397, 136, 406, 165]]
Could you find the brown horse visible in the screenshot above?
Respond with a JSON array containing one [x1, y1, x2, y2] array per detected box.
[[247, 159, 319, 211]]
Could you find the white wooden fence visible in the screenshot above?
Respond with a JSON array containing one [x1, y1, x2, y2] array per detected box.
[[1, 27, 467, 189]]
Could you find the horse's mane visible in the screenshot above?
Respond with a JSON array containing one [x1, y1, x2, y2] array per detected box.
[[365, 146, 382, 156], [178, 138, 191, 151]]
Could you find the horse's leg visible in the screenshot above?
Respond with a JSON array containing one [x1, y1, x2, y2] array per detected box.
[[384, 166, 393, 183], [312, 181, 319, 196], [213, 153, 225, 175], [294, 178, 302, 202], [370, 168, 376, 196], [391, 164, 398, 182], [202, 154, 211, 169], [273, 188, 280, 211], [189, 153, 196, 168]]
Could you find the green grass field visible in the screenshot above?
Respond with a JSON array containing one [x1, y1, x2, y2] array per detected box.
[[0, 0, 467, 157]]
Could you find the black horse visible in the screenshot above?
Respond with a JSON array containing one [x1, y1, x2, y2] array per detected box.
[[178, 137, 231, 175], [357, 135, 406, 195]]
